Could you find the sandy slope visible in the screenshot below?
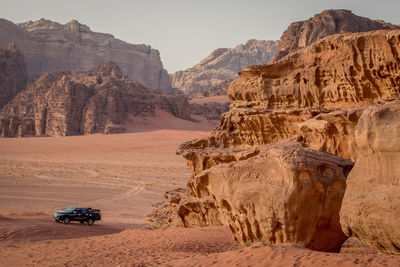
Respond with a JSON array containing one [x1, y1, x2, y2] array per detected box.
[[2, 225, 400, 267]]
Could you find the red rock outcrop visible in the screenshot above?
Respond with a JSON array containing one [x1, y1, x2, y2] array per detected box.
[[340, 101, 400, 254], [274, 9, 396, 61], [174, 29, 400, 251], [146, 188, 221, 229], [187, 140, 353, 251], [231, 29, 400, 110], [195, 29, 400, 161], [0, 18, 170, 91], [0, 43, 27, 108], [0, 62, 190, 137], [171, 40, 278, 97]]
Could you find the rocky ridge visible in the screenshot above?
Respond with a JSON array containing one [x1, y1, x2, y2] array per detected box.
[[0, 43, 27, 109], [0, 18, 170, 91], [171, 40, 278, 97], [274, 9, 396, 61], [0, 62, 190, 137]]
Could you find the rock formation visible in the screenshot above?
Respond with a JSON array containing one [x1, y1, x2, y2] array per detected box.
[[0, 43, 27, 109], [340, 101, 400, 255], [186, 140, 353, 252], [274, 9, 396, 61], [0, 62, 190, 137], [169, 28, 400, 252], [189, 101, 230, 121], [189, 79, 233, 99], [146, 188, 221, 229], [0, 18, 170, 91], [171, 40, 278, 97]]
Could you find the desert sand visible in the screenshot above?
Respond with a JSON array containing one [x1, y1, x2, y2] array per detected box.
[[1, 116, 400, 266]]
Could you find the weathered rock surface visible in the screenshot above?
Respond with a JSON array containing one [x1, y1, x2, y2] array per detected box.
[[189, 79, 233, 99], [173, 28, 400, 251], [274, 9, 396, 61], [340, 101, 400, 254], [231, 29, 400, 110], [0, 62, 190, 137], [189, 101, 230, 121], [186, 140, 353, 252], [190, 29, 400, 161], [0, 43, 27, 109], [146, 188, 221, 229], [171, 40, 278, 97], [0, 18, 170, 91]]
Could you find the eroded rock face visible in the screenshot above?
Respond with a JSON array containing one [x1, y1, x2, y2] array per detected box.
[[231, 29, 400, 110], [189, 101, 230, 121], [340, 101, 400, 254], [146, 188, 221, 229], [0, 18, 170, 91], [188, 140, 353, 252], [189, 29, 400, 161], [171, 40, 278, 97], [0, 62, 190, 137], [174, 29, 400, 251], [0, 43, 27, 109], [274, 9, 395, 60]]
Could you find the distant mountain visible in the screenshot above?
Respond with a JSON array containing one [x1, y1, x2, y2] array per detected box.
[[274, 9, 396, 61], [170, 39, 278, 98], [0, 18, 170, 91], [0, 43, 27, 109], [0, 61, 190, 137]]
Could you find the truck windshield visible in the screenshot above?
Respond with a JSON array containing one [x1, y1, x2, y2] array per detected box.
[[63, 207, 77, 212]]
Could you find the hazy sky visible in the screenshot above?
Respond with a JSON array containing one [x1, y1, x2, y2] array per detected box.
[[2, 0, 400, 73]]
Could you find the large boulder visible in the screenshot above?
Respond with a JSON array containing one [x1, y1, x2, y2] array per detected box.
[[340, 101, 400, 254], [188, 140, 353, 252]]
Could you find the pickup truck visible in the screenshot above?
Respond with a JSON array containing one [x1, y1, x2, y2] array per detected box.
[[53, 206, 101, 226]]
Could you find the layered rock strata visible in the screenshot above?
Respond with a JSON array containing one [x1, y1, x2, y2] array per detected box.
[[340, 101, 400, 254], [171, 40, 278, 97], [0, 62, 190, 137], [193, 29, 400, 160], [0, 18, 170, 91], [274, 9, 396, 60], [0, 43, 27, 108], [173, 29, 400, 251]]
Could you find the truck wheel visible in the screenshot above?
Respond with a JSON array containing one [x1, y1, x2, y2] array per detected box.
[[87, 218, 94, 226], [63, 217, 70, 224], [80, 221, 84, 224], [55, 219, 59, 223]]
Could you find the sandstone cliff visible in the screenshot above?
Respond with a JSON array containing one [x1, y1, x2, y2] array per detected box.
[[274, 9, 396, 61], [163, 29, 400, 252], [0, 43, 27, 109], [0, 62, 190, 137], [0, 18, 170, 91], [170, 40, 278, 97]]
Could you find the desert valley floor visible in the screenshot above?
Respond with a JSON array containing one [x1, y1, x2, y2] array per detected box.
[[0, 118, 399, 266]]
